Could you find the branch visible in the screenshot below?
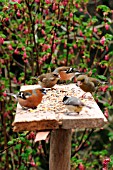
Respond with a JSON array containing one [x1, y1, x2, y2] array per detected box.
[[71, 129, 94, 157]]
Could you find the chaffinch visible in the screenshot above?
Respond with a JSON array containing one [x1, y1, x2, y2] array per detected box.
[[63, 95, 91, 113], [6, 87, 46, 109], [32, 72, 60, 88], [53, 66, 80, 81]]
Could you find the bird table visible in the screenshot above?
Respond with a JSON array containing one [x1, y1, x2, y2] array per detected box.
[[13, 84, 107, 170]]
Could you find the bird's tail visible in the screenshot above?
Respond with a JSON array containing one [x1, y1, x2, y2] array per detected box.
[[85, 105, 92, 109]]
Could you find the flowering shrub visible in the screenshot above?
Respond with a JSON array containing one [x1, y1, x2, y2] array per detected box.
[[0, 0, 113, 169]]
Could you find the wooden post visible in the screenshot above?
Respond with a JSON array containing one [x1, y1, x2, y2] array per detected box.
[[49, 129, 72, 170]]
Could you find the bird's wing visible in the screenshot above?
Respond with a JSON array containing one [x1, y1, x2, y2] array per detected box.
[[54, 66, 70, 73], [64, 97, 83, 106]]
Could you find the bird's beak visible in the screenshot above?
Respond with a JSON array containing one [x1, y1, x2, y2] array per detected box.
[[41, 88, 46, 95], [77, 81, 82, 86]]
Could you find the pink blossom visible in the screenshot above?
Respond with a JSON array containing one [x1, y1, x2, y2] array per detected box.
[[73, 44, 77, 49], [13, 77, 17, 84], [52, 43, 56, 52], [14, 49, 19, 55], [62, 0, 68, 6], [87, 58, 90, 62], [4, 18, 9, 22], [4, 112, 9, 118], [39, 60, 43, 65], [22, 46, 25, 51], [3, 92, 7, 97], [99, 85, 109, 92], [78, 163, 85, 170], [45, 0, 51, 4], [8, 45, 13, 50], [69, 48, 74, 54], [42, 56, 47, 61], [17, 10, 21, 17], [30, 160, 36, 167], [0, 37, 4, 44], [35, 0, 40, 3], [105, 55, 109, 61], [24, 29, 29, 34], [28, 132, 35, 140], [100, 36, 106, 45], [105, 23, 109, 30], [52, 3, 57, 10], [0, 59, 5, 64], [18, 24, 23, 30], [35, 19, 39, 24], [75, 3, 79, 8], [102, 158, 110, 170], [79, 8, 83, 12], [12, 0, 21, 3], [24, 59, 28, 63], [93, 27, 97, 33], [44, 9, 49, 15], [70, 12, 73, 17], [41, 29, 45, 35], [79, 30, 83, 36], [43, 44, 50, 51], [106, 46, 108, 51]]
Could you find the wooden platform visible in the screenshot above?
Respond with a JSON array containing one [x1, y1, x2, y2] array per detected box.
[[12, 84, 107, 132]]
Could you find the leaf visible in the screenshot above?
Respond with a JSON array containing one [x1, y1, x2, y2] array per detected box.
[[26, 47, 32, 52], [0, 33, 6, 38], [8, 141, 14, 145], [15, 144, 22, 150], [108, 86, 113, 91], [97, 5, 110, 12], [96, 75, 107, 80]]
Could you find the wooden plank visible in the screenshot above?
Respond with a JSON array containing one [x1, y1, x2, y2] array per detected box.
[[49, 129, 72, 170], [12, 84, 107, 132]]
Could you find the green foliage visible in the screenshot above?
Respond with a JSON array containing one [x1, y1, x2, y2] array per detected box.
[[0, 0, 113, 169]]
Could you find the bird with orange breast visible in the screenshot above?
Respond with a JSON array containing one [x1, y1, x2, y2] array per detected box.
[[53, 66, 80, 81], [32, 72, 60, 88], [6, 87, 46, 109]]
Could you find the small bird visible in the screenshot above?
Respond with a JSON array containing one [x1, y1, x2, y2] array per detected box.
[[32, 72, 60, 88], [6, 88, 46, 109], [53, 66, 80, 81], [63, 95, 91, 113], [76, 75, 108, 94]]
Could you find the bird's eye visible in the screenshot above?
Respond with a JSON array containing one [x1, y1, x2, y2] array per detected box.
[[81, 79, 84, 82], [53, 73, 59, 77]]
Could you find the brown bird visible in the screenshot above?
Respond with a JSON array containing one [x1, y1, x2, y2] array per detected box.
[[63, 96, 91, 113], [32, 72, 60, 88], [6, 88, 46, 109], [76, 75, 106, 93], [53, 66, 80, 81]]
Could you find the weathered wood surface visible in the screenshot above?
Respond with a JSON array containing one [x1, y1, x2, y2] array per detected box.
[[49, 129, 72, 170], [12, 84, 107, 132]]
